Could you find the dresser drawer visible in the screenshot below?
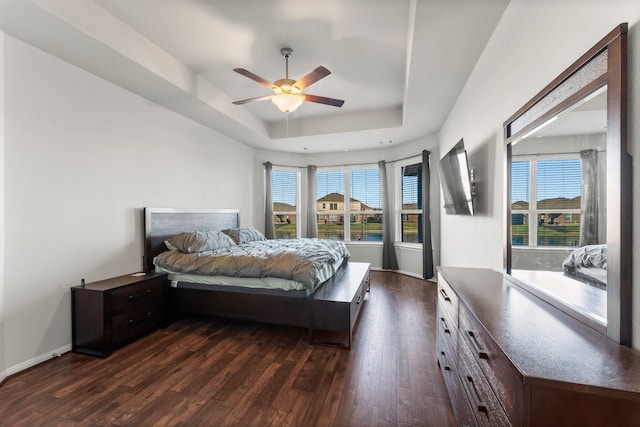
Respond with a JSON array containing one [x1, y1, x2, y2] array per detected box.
[[111, 277, 167, 314], [437, 330, 457, 375], [439, 346, 478, 427], [460, 304, 522, 424], [437, 303, 458, 357], [438, 275, 459, 328], [458, 338, 511, 427]]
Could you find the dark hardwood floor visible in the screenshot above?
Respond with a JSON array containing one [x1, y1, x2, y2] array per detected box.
[[0, 271, 455, 426]]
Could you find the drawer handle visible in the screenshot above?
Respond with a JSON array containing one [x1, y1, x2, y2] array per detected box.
[[440, 350, 451, 371], [467, 330, 489, 360], [128, 290, 152, 301], [356, 293, 363, 305], [129, 312, 152, 325], [440, 317, 450, 334], [466, 375, 488, 413], [439, 288, 451, 302]]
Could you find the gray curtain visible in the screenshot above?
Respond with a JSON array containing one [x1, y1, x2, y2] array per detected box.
[[579, 149, 598, 246], [378, 161, 398, 270], [306, 165, 318, 238], [264, 162, 275, 239], [422, 150, 434, 279]]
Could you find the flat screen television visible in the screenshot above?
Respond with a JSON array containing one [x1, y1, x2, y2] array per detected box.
[[439, 139, 475, 215]]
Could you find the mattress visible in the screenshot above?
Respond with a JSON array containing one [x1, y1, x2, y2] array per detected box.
[[158, 256, 345, 293]]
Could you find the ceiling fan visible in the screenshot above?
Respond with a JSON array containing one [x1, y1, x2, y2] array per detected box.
[[232, 48, 344, 113]]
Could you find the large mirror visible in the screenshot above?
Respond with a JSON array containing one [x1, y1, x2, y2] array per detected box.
[[504, 24, 631, 345]]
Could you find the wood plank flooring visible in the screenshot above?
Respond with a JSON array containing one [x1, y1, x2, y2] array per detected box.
[[0, 271, 455, 426]]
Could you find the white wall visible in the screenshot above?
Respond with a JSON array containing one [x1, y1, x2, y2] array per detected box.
[[2, 36, 256, 372], [253, 135, 440, 278], [0, 30, 6, 382], [438, 0, 640, 346]]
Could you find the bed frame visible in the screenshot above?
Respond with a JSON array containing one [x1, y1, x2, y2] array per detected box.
[[144, 207, 370, 347]]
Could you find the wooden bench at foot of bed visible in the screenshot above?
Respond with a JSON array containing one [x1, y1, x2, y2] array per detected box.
[[311, 262, 370, 349]]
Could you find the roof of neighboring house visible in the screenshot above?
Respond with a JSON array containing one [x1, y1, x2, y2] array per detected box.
[[316, 192, 378, 211], [273, 202, 296, 211], [317, 192, 346, 202], [538, 196, 581, 209], [512, 196, 581, 210]]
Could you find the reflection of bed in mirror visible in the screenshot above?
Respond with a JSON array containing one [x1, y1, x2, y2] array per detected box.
[[562, 244, 607, 289]]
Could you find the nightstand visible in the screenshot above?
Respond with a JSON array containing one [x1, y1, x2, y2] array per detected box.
[[71, 272, 168, 357]]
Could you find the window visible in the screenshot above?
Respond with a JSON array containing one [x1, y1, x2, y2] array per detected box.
[[349, 168, 382, 241], [316, 167, 381, 241], [511, 157, 581, 247], [271, 168, 299, 239], [400, 161, 423, 243]]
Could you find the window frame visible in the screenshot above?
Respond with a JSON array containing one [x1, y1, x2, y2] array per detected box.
[[511, 153, 581, 248], [395, 156, 423, 246], [271, 166, 301, 239], [316, 164, 382, 243]]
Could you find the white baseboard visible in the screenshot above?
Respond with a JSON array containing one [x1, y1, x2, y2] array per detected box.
[[5, 343, 72, 378]]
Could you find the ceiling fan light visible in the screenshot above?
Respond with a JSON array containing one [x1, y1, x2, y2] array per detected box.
[[272, 93, 305, 113]]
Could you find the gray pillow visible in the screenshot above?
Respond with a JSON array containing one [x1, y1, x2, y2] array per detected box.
[[222, 227, 267, 244], [166, 230, 236, 253]]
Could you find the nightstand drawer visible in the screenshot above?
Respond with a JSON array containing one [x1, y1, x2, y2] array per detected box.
[[112, 305, 164, 345], [111, 277, 167, 314]]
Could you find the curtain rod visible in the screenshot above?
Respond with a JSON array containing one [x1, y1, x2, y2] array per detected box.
[[512, 149, 605, 157], [263, 151, 429, 169]]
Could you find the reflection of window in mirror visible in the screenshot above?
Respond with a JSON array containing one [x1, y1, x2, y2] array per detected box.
[[510, 87, 608, 326]]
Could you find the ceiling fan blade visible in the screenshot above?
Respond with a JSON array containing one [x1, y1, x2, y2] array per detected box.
[[233, 68, 275, 89], [294, 66, 331, 90], [304, 94, 344, 107], [232, 95, 273, 105]]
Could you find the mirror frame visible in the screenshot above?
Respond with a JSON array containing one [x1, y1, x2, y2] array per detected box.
[[503, 24, 631, 345]]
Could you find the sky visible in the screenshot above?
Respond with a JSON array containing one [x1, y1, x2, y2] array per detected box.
[[273, 166, 421, 209], [272, 169, 386, 209]]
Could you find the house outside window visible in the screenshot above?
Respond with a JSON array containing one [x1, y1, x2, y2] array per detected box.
[[511, 156, 581, 247], [271, 167, 300, 239], [316, 167, 382, 241]]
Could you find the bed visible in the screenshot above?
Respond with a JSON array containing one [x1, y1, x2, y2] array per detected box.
[[562, 244, 607, 289], [143, 208, 368, 345]]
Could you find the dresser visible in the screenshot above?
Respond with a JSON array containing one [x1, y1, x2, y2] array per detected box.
[[436, 267, 640, 427], [72, 272, 168, 357]]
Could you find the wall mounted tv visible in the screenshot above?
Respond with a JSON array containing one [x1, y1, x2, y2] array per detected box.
[[439, 139, 475, 215]]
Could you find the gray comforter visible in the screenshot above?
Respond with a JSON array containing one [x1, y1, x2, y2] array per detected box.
[[153, 238, 350, 291]]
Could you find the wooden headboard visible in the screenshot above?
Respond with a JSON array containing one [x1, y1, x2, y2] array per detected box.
[[143, 208, 240, 272]]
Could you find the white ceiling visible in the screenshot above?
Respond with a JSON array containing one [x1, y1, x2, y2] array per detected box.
[[0, 0, 509, 153]]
